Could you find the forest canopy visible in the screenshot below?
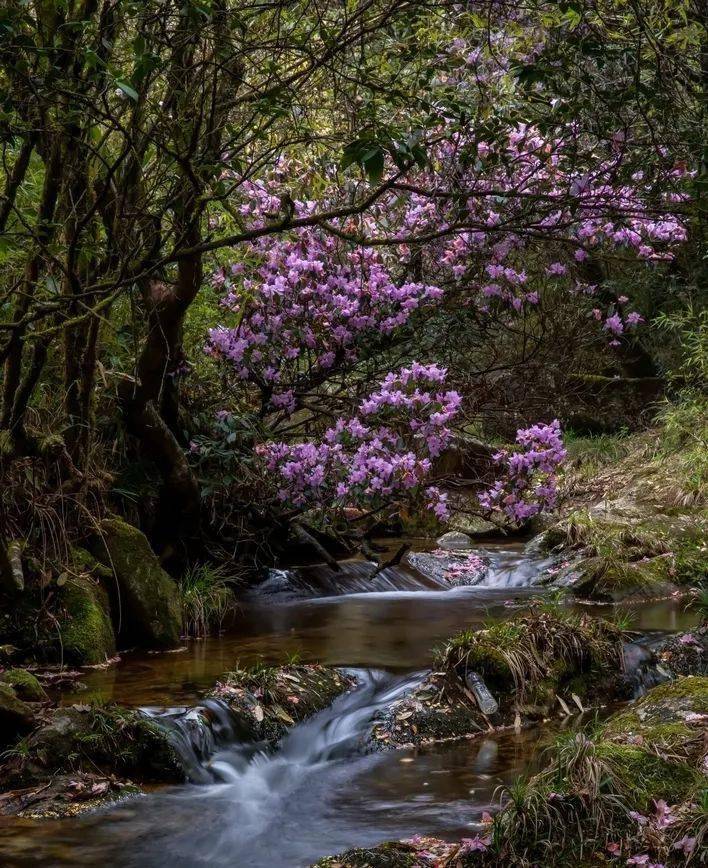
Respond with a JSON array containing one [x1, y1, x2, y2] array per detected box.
[[0, 0, 704, 564]]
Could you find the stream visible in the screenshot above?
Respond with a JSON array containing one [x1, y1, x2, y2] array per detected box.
[[0, 541, 697, 867]]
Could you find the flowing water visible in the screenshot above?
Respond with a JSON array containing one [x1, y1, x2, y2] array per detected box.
[[0, 541, 697, 867]]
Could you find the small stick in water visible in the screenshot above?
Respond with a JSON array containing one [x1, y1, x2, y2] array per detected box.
[[369, 543, 410, 578]]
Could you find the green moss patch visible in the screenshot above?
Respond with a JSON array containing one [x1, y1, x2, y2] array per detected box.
[[211, 663, 356, 743], [59, 574, 116, 665], [437, 608, 623, 703], [3, 703, 184, 787], [0, 669, 46, 702], [91, 515, 181, 649]]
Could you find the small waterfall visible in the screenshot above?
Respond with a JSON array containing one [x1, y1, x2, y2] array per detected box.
[[253, 544, 556, 599], [141, 698, 257, 784], [142, 670, 422, 786], [255, 561, 446, 597], [622, 635, 672, 697]]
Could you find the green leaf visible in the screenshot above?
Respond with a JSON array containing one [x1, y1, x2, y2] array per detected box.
[[115, 80, 138, 101], [363, 148, 384, 185]]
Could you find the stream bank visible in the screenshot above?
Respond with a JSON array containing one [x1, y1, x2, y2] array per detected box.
[[0, 445, 705, 868]]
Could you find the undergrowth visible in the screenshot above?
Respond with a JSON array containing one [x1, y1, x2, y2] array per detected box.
[[178, 563, 237, 638]]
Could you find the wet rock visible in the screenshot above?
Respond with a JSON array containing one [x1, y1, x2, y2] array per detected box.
[[655, 626, 707, 677], [0, 669, 47, 702], [0, 773, 138, 819], [435, 531, 474, 550], [211, 664, 357, 743], [312, 838, 459, 867], [405, 550, 488, 587], [370, 609, 626, 749], [91, 516, 181, 649], [2, 703, 184, 789]]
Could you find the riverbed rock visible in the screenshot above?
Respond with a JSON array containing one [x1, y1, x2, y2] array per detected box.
[[2, 703, 184, 789], [435, 531, 474, 551], [211, 664, 357, 743], [370, 609, 626, 749], [405, 550, 488, 587], [91, 516, 181, 649]]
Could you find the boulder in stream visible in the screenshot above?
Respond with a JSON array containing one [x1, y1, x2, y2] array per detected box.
[[405, 549, 489, 587], [435, 531, 474, 551], [211, 663, 357, 743], [370, 608, 626, 750]]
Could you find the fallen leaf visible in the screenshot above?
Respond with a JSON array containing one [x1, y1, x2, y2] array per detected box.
[[571, 693, 585, 713]]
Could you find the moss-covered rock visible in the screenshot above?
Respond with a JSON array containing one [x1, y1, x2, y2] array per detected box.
[[540, 432, 708, 601], [371, 609, 626, 749], [0, 683, 35, 744], [59, 573, 116, 665], [0, 669, 47, 702], [91, 516, 181, 649], [4, 703, 184, 787], [211, 664, 356, 743]]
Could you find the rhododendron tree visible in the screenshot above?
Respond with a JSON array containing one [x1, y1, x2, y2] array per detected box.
[[207, 117, 686, 521], [258, 364, 461, 519], [478, 420, 567, 524]]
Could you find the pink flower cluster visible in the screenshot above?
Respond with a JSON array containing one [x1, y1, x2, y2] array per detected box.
[[593, 297, 645, 347], [622, 799, 696, 864], [258, 364, 460, 517], [479, 420, 567, 524], [430, 549, 487, 583], [206, 180, 442, 411]]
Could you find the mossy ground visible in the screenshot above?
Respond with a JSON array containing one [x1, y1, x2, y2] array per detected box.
[[2, 703, 184, 788], [543, 428, 708, 600]]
